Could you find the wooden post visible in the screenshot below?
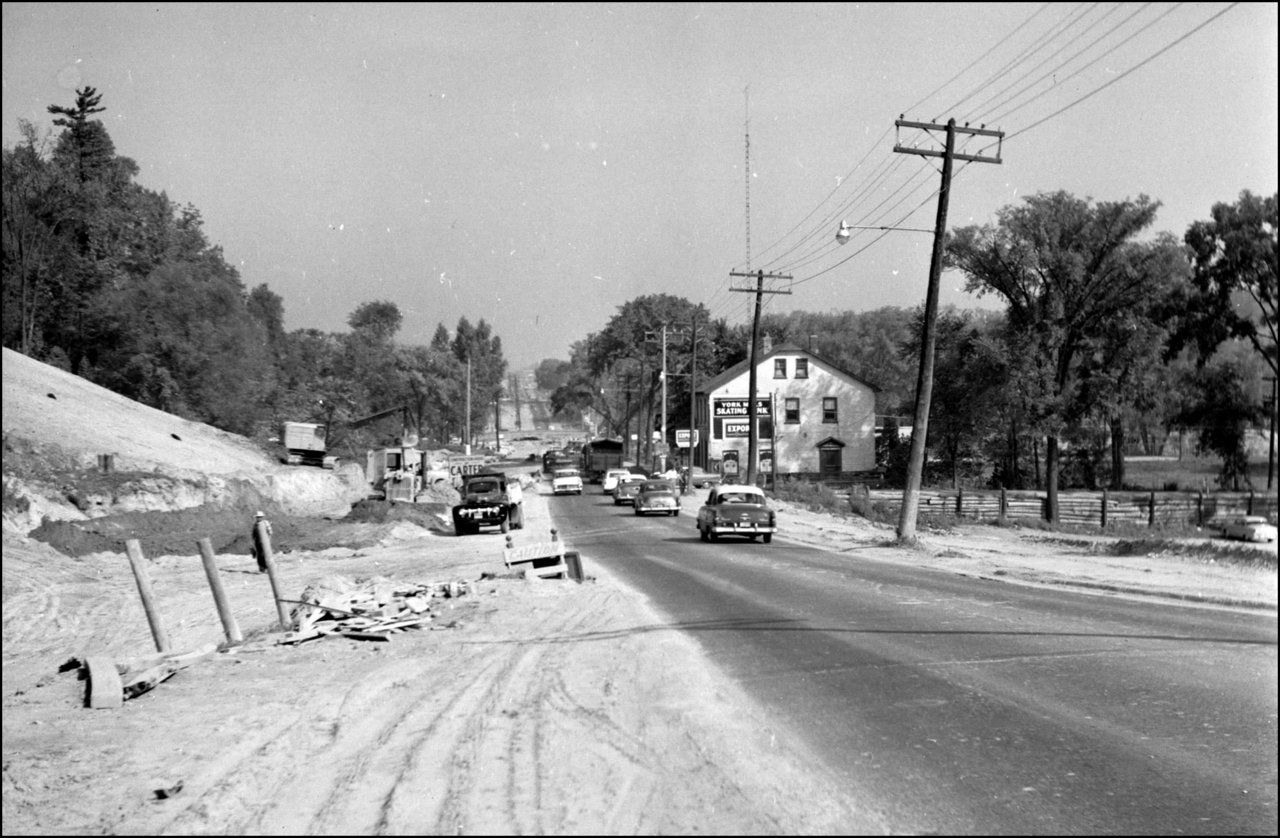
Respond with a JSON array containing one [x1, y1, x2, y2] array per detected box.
[[1197, 491, 1204, 527], [1248, 491, 1254, 515], [254, 521, 291, 629], [123, 539, 171, 653], [197, 538, 243, 645], [564, 550, 584, 583], [999, 487, 1007, 519], [85, 655, 123, 709], [1148, 490, 1156, 527]]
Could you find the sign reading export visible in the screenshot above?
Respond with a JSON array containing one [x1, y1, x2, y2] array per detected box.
[[712, 398, 771, 418]]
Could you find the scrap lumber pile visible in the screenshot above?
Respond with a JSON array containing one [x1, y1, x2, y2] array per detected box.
[[281, 574, 471, 644]]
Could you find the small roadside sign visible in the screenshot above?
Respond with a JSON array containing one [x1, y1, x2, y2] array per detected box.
[[449, 455, 487, 478], [675, 429, 700, 448]]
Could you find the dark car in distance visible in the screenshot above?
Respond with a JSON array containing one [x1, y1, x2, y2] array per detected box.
[[634, 480, 681, 516], [612, 473, 646, 505]]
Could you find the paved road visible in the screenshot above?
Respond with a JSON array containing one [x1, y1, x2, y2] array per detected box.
[[547, 487, 1278, 835]]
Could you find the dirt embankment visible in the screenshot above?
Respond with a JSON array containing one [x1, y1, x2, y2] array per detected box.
[[2, 347, 370, 537]]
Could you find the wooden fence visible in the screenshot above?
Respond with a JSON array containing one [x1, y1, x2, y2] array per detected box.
[[855, 486, 1278, 529]]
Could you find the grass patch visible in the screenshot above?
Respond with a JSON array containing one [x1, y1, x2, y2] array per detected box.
[[1095, 538, 1278, 571], [1122, 453, 1273, 492], [771, 478, 846, 515]]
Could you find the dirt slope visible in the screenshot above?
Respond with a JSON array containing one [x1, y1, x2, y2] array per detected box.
[[2, 347, 367, 533]]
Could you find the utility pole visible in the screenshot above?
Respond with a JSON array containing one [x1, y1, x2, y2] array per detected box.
[[1266, 375, 1277, 490], [660, 326, 667, 465], [504, 371, 514, 427], [464, 356, 472, 454], [729, 269, 792, 485], [892, 117, 1003, 542], [647, 325, 695, 472], [624, 374, 633, 462], [689, 317, 699, 471]]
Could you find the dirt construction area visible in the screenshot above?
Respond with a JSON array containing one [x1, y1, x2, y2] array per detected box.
[[3, 347, 1276, 835]]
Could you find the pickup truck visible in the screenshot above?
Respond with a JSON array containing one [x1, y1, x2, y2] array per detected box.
[[452, 471, 524, 535]]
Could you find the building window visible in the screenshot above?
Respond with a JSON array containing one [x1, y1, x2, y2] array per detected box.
[[795, 358, 808, 379], [784, 398, 800, 423], [822, 397, 838, 423], [773, 358, 787, 378]]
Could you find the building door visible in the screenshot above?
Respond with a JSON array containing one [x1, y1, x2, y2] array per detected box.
[[818, 446, 842, 477]]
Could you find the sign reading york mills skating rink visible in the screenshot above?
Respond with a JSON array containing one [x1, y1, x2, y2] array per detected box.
[[713, 398, 771, 438]]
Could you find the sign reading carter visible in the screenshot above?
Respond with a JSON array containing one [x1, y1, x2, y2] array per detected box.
[[713, 398, 771, 418]]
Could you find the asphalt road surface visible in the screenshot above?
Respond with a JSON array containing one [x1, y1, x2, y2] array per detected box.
[[547, 488, 1278, 835]]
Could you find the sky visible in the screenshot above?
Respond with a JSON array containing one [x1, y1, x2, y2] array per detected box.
[[3, 2, 1277, 371]]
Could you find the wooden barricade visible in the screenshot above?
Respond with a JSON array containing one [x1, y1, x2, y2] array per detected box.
[[503, 529, 575, 580]]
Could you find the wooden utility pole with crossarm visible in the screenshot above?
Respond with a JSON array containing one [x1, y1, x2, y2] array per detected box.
[[729, 269, 792, 485], [893, 117, 1003, 542]]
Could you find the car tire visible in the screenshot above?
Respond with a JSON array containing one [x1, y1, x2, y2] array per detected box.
[[500, 518, 509, 534], [699, 524, 708, 542], [708, 530, 718, 542], [763, 533, 772, 544]]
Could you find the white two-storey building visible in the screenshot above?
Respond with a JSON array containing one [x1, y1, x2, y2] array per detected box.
[[692, 343, 878, 482]]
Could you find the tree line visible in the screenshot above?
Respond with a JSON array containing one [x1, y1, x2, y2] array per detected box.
[[2, 88, 506, 454]]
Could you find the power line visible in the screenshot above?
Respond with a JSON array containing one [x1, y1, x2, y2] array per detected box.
[[940, 2, 1096, 117], [979, 3, 1179, 126], [902, 1, 1055, 117], [963, 1, 1127, 119], [1007, 2, 1240, 141]]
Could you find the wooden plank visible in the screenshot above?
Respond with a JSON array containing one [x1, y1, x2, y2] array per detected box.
[[279, 628, 325, 645], [376, 616, 434, 631], [504, 542, 564, 566], [85, 655, 123, 709], [340, 631, 392, 642], [122, 662, 180, 699]]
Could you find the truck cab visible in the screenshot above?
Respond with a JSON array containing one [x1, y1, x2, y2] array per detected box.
[[452, 470, 524, 535]]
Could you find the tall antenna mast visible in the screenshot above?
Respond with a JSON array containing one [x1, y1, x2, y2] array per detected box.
[[744, 84, 751, 271]]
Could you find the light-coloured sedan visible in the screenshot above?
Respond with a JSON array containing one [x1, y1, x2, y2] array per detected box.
[[634, 480, 681, 516], [1220, 515, 1277, 543], [601, 468, 631, 495], [551, 467, 583, 495]]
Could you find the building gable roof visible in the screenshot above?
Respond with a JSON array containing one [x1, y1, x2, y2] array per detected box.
[[698, 343, 880, 394]]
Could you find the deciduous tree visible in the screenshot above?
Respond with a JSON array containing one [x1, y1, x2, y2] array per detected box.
[[947, 191, 1181, 520]]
